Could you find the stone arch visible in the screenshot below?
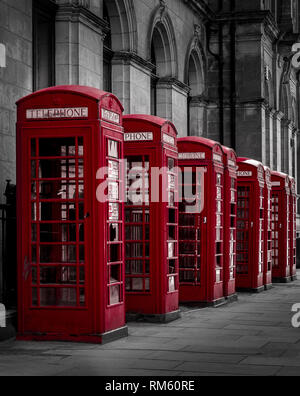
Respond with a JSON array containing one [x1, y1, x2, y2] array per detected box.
[[149, 6, 178, 78], [104, 0, 138, 52], [184, 37, 207, 136], [185, 38, 206, 96]]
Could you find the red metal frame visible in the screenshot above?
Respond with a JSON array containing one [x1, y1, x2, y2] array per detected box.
[[178, 137, 225, 306], [264, 167, 273, 289], [236, 159, 265, 292], [222, 146, 237, 300], [16, 85, 127, 343], [289, 177, 297, 281], [123, 115, 180, 322], [270, 171, 291, 283]]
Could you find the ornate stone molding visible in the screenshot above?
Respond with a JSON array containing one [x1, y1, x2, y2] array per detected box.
[[157, 77, 191, 95], [112, 51, 155, 73], [159, 0, 167, 21], [182, 0, 215, 22], [56, 2, 109, 36], [56, 0, 90, 7]]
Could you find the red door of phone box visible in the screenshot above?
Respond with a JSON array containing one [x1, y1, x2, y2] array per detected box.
[[123, 115, 180, 323], [264, 167, 273, 290], [16, 85, 128, 343], [222, 146, 238, 301], [236, 159, 265, 293], [178, 137, 225, 306], [289, 177, 297, 281], [271, 171, 291, 283]]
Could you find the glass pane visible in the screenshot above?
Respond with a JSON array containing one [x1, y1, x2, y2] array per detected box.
[[39, 202, 84, 221], [109, 224, 120, 242], [39, 138, 76, 157], [39, 245, 77, 263], [110, 265, 120, 284], [131, 278, 144, 291], [39, 266, 77, 285], [40, 288, 77, 307], [37, 159, 81, 179], [32, 288, 38, 306], [110, 285, 120, 305], [110, 244, 121, 263], [169, 276, 176, 292], [126, 226, 143, 241], [38, 180, 83, 200], [80, 288, 85, 306]]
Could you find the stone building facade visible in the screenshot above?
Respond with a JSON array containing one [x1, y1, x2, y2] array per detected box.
[[0, 0, 300, 298]]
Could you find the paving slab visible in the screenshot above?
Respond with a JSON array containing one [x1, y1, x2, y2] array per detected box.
[[0, 270, 299, 376]]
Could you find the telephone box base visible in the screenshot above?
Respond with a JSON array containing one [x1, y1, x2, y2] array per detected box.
[[291, 275, 298, 281], [237, 286, 265, 294], [225, 294, 238, 304], [264, 283, 273, 291], [126, 310, 181, 324], [272, 277, 292, 284], [17, 326, 128, 345], [181, 297, 227, 308]]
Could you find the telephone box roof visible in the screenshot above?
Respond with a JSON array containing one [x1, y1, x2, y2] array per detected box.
[[123, 114, 178, 134], [16, 85, 124, 110], [238, 158, 263, 168], [178, 136, 223, 150]]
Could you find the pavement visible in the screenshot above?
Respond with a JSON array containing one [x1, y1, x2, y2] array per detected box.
[[0, 271, 300, 376]]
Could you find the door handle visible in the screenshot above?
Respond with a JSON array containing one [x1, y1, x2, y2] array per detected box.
[[84, 213, 90, 219]]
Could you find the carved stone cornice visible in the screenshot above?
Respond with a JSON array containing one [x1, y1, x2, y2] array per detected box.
[[56, 1, 109, 36], [182, 0, 215, 23], [217, 10, 280, 42], [112, 51, 155, 73], [156, 77, 191, 94]]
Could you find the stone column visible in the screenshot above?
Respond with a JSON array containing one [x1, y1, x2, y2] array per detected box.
[[156, 78, 190, 137], [281, 119, 293, 174], [188, 96, 208, 137], [235, 102, 264, 162], [269, 109, 276, 170], [274, 111, 284, 172], [111, 52, 153, 115], [262, 104, 267, 165], [55, 0, 107, 88]]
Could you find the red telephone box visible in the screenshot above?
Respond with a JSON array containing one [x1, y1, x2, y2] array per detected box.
[[178, 137, 225, 306], [123, 115, 180, 323], [236, 159, 265, 292], [271, 171, 291, 283], [222, 146, 238, 301], [264, 167, 273, 289], [289, 177, 297, 281], [16, 85, 128, 343]]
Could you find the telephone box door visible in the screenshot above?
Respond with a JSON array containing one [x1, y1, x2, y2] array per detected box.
[[236, 183, 254, 289], [21, 129, 93, 334], [179, 165, 207, 302]]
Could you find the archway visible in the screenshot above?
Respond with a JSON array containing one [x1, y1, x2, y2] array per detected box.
[[185, 43, 206, 136]]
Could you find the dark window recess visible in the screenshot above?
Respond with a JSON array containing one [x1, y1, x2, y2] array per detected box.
[[33, 0, 57, 91], [169, 209, 176, 224]]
